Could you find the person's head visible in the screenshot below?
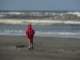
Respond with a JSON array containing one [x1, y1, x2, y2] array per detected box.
[[28, 23, 32, 29]]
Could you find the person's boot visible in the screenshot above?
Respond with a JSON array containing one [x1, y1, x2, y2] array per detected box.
[[29, 44, 34, 50]]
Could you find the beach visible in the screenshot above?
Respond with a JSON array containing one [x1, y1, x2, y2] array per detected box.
[[0, 35, 80, 60]]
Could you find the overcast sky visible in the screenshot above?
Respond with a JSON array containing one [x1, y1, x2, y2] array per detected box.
[[0, 0, 80, 11]]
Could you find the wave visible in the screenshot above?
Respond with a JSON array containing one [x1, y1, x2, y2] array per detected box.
[[1, 19, 80, 24], [36, 32, 80, 39], [0, 31, 80, 39]]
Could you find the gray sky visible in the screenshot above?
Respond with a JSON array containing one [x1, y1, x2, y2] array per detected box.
[[0, 0, 80, 11]]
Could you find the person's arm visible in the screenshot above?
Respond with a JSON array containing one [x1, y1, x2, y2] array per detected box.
[[26, 30, 28, 35], [33, 29, 35, 35]]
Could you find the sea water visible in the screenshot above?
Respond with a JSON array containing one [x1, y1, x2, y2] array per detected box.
[[0, 23, 80, 39]]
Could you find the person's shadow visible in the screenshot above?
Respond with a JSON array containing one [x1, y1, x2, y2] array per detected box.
[[16, 44, 27, 48]]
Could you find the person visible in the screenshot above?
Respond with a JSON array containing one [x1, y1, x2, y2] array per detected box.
[[26, 24, 35, 49]]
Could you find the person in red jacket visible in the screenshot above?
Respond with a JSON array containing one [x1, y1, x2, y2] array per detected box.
[[26, 24, 35, 49]]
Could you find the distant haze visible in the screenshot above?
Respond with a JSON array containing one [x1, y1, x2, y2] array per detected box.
[[0, 0, 80, 11]]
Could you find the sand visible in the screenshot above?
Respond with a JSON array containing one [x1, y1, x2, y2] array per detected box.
[[0, 35, 80, 60]]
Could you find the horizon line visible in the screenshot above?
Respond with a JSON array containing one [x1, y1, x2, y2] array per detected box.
[[0, 10, 80, 12]]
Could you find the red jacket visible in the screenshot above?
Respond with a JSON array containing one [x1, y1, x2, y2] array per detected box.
[[26, 24, 35, 39]]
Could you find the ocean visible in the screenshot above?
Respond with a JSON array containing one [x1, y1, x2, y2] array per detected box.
[[0, 22, 80, 39]]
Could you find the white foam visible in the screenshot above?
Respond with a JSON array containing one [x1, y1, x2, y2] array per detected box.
[[0, 31, 80, 39], [0, 19, 80, 24]]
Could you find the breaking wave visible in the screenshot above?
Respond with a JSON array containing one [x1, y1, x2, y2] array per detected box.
[[0, 30, 80, 39]]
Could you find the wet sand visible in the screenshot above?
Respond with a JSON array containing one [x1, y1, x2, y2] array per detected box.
[[0, 35, 80, 60]]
